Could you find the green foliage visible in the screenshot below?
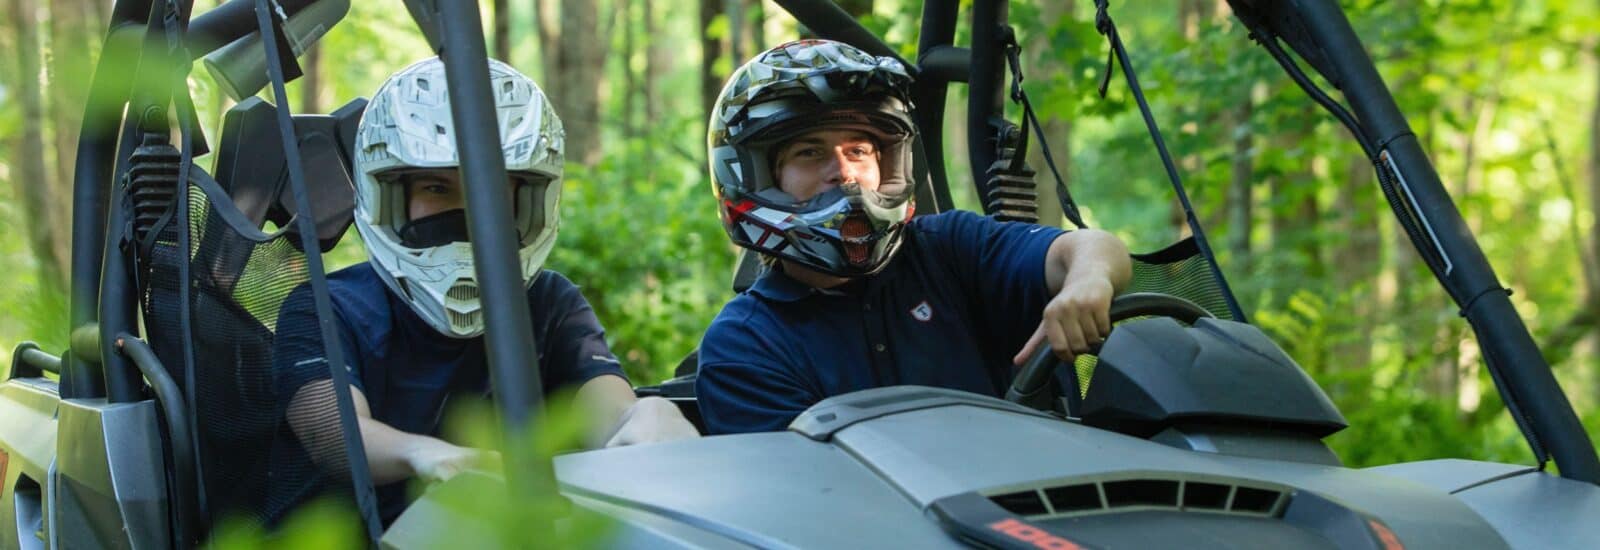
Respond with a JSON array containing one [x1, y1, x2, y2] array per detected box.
[[1023, 1, 1600, 467], [209, 498, 366, 550], [207, 392, 615, 548], [551, 149, 734, 384]]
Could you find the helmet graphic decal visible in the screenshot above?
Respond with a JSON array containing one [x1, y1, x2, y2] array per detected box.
[[707, 40, 919, 277]]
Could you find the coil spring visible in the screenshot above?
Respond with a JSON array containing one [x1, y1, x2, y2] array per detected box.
[[127, 134, 182, 244], [984, 123, 1040, 223]]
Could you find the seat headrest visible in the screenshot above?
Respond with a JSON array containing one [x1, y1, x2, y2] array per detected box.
[[212, 96, 367, 252]]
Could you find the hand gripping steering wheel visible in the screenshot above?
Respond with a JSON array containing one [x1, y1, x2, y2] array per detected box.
[[1005, 292, 1215, 416]]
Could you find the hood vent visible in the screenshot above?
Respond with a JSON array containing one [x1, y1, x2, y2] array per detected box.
[[988, 477, 1287, 519]]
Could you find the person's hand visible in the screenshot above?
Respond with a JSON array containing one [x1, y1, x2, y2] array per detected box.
[[1014, 274, 1115, 365], [406, 440, 501, 484], [603, 396, 702, 448]]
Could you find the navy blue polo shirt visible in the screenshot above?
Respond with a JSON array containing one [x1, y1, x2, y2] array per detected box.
[[696, 210, 1066, 434], [270, 262, 625, 524]]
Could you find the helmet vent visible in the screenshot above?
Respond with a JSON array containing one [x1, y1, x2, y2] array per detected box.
[[446, 281, 480, 303], [447, 309, 481, 331]]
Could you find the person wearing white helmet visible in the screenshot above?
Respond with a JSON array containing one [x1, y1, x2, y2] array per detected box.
[[271, 57, 697, 525], [695, 40, 1133, 434]]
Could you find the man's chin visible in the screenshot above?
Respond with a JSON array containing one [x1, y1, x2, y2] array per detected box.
[[780, 259, 854, 289]]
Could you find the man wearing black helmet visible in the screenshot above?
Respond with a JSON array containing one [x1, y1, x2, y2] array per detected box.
[[697, 39, 1132, 434]]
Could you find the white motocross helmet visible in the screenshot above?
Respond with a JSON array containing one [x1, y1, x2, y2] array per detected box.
[[352, 57, 564, 338]]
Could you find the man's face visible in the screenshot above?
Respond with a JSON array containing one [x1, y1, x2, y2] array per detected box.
[[405, 169, 465, 220], [772, 129, 881, 202]]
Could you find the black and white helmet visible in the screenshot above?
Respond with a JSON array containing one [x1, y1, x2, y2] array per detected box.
[[352, 57, 564, 338], [708, 39, 918, 277]]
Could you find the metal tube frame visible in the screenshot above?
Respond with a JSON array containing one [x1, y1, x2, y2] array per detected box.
[[1227, 0, 1600, 483], [428, 0, 551, 505], [116, 333, 200, 548], [69, 0, 390, 541], [71, 0, 343, 398]]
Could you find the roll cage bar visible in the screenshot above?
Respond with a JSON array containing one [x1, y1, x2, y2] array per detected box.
[[55, 0, 1600, 544]]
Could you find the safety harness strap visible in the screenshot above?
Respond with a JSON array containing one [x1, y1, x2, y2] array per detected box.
[[1092, 0, 1248, 323]]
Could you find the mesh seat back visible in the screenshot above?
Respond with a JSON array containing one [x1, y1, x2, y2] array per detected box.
[[141, 173, 362, 528]]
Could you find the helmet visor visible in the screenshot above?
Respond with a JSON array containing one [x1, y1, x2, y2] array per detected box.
[[378, 169, 554, 249]]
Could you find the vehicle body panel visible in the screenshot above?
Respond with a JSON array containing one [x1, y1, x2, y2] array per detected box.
[[552, 388, 1600, 549], [0, 379, 60, 550], [53, 398, 171, 550]]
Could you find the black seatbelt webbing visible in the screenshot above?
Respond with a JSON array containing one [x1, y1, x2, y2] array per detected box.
[[156, 1, 207, 543], [253, 0, 384, 542], [1092, 1, 1248, 323], [997, 27, 1087, 230]]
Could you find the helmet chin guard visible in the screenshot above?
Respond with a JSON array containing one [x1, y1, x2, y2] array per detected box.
[[352, 57, 564, 338], [709, 39, 919, 277]]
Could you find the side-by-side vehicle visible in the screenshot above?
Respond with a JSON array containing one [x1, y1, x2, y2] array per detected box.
[[2, 0, 1596, 548]]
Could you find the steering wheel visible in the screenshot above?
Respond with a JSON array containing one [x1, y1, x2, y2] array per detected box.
[[1004, 292, 1215, 416]]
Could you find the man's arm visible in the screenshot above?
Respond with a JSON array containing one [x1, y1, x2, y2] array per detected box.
[[287, 380, 492, 485], [575, 374, 700, 448], [1013, 228, 1132, 365]]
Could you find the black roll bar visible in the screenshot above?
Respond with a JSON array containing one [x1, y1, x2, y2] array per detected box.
[[1229, 0, 1600, 484], [8, 343, 62, 379], [69, 0, 339, 400], [771, 0, 909, 68], [914, 0, 961, 210], [965, 0, 1009, 208], [67, 3, 149, 399], [116, 333, 201, 548], [431, 0, 550, 499], [250, 0, 384, 538]]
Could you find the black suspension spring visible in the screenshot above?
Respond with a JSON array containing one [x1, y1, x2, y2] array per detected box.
[[127, 133, 183, 247], [983, 122, 1041, 223]]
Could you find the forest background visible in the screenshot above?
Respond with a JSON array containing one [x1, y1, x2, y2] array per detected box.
[[2, 0, 1598, 471]]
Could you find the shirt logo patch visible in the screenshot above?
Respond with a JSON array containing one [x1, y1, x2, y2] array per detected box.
[[910, 301, 934, 322]]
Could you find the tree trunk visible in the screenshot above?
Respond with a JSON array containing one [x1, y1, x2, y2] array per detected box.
[[724, 0, 744, 67], [699, 0, 722, 129], [1330, 152, 1379, 370], [620, 0, 638, 143], [45, 0, 99, 287], [748, 0, 765, 54], [493, 0, 510, 62], [301, 43, 321, 114], [644, 0, 662, 124], [48, 0, 98, 172], [536, 0, 608, 166], [535, 0, 557, 73], [1028, 0, 1071, 227], [11, 0, 67, 289], [1268, 120, 1322, 284], [1225, 99, 1254, 266], [1587, 48, 1600, 311], [1585, 44, 1600, 401], [1172, 1, 1204, 239]]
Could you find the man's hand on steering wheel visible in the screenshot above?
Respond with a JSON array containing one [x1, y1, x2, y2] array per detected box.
[[1006, 292, 1217, 414], [1013, 275, 1116, 366]]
